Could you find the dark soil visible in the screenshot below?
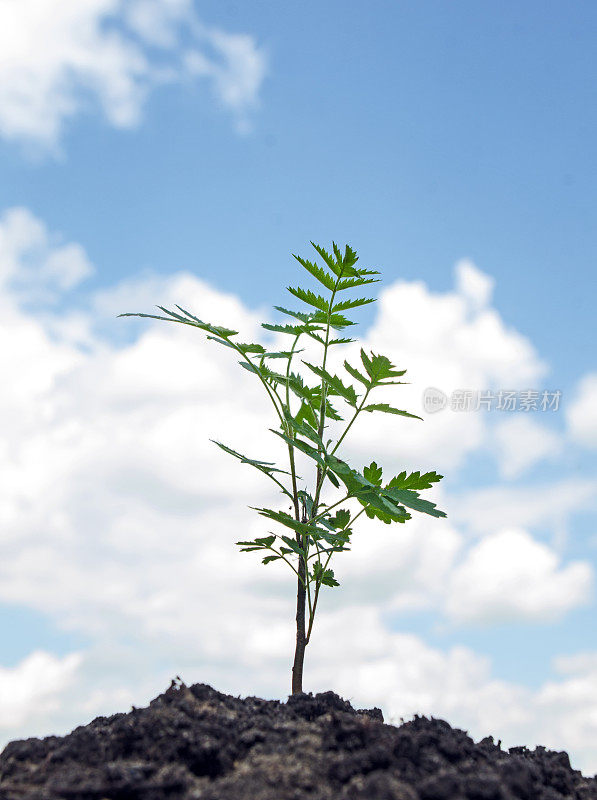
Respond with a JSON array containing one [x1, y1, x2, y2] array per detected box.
[[1, 678, 595, 800]]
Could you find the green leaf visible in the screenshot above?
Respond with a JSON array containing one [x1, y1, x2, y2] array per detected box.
[[324, 454, 374, 495], [286, 286, 330, 312], [304, 310, 356, 331], [280, 535, 306, 556], [355, 489, 409, 522], [206, 336, 266, 355], [270, 429, 326, 467], [261, 322, 310, 335], [262, 555, 281, 564], [364, 505, 410, 524], [283, 410, 324, 448], [363, 461, 383, 486], [331, 509, 351, 530], [332, 297, 376, 313], [295, 400, 319, 428], [211, 440, 292, 476], [272, 306, 313, 323], [302, 361, 359, 407], [326, 469, 340, 488], [360, 348, 374, 378], [339, 243, 359, 270], [386, 471, 443, 491], [254, 535, 276, 547], [343, 360, 371, 387], [383, 488, 447, 518], [171, 306, 239, 338], [336, 275, 380, 291], [261, 349, 303, 359], [363, 403, 423, 421], [293, 254, 336, 290], [360, 349, 407, 384], [310, 242, 344, 278], [312, 561, 340, 587]]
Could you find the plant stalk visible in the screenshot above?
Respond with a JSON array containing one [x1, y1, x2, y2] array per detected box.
[[291, 555, 307, 694]]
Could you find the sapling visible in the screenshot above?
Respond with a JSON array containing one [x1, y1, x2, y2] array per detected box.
[[119, 242, 446, 694]]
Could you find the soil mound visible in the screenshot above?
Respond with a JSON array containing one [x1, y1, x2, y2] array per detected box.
[[1, 678, 595, 799]]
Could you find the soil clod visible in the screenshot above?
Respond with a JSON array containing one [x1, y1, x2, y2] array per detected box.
[[0, 681, 595, 799]]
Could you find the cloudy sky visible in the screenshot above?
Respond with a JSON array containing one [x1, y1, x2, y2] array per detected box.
[[1, 0, 596, 777]]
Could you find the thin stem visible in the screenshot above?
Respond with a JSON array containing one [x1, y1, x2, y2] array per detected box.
[[330, 387, 371, 456], [304, 506, 367, 644], [311, 284, 339, 517], [284, 333, 303, 522], [237, 348, 285, 426]]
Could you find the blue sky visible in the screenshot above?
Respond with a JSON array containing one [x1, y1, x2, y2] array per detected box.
[[0, 0, 596, 776]]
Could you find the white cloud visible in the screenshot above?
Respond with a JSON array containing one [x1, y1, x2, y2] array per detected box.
[[567, 373, 597, 449], [0, 206, 94, 300], [327, 261, 547, 474], [450, 478, 597, 536], [0, 214, 595, 775], [492, 414, 563, 478], [0, 651, 82, 728], [444, 528, 593, 625], [0, 0, 267, 151], [455, 258, 495, 311]]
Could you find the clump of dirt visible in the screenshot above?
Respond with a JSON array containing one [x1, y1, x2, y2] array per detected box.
[[1, 679, 595, 799]]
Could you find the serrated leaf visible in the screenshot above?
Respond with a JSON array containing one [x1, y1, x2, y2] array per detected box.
[[295, 401, 318, 428], [262, 555, 281, 564], [320, 572, 340, 587], [303, 361, 359, 407], [293, 254, 336, 290], [332, 509, 351, 529], [332, 297, 376, 313], [355, 488, 408, 521], [172, 306, 239, 338], [272, 306, 313, 323], [280, 535, 306, 556], [383, 488, 447, 518], [261, 322, 305, 335], [207, 336, 266, 355], [364, 505, 410, 524], [269, 429, 326, 467], [386, 471, 444, 491], [211, 440, 292, 476], [306, 310, 356, 331], [251, 508, 307, 535], [283, 410, 323, 448], [312, 561, 340, 587], [326, 469, 340, 488], [343, 360, 371, 387], [363, 403, 423, 421], [363, 461, 383, 486], [287, 286, 330, 312], [255, 535, 276, 547], [360, 350, 407, 384], [261, 349, 304, 359], [310, 242, 344, 278], [336, 275, 380, 291]]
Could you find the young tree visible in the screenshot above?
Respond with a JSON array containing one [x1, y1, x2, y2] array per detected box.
[[119, 242, 446, 694]]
